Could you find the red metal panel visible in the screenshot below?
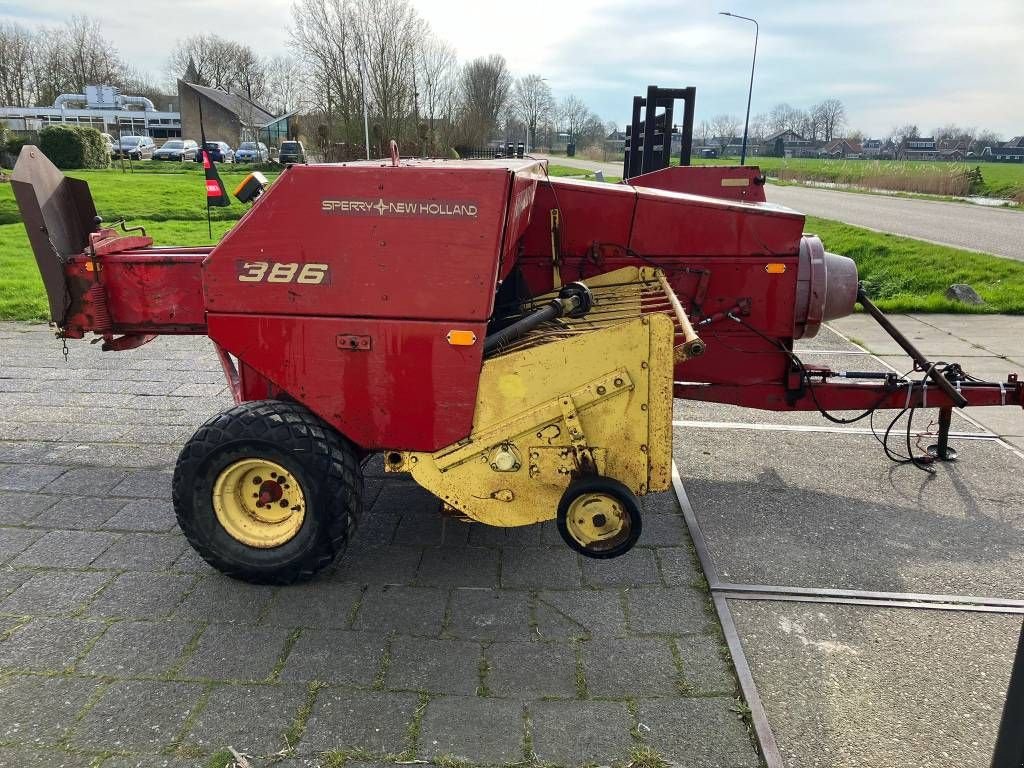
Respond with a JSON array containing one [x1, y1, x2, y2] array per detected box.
[[206, 313, 487, 451], [627, 165, 768, 203], [63, 252, 208, 335], [628, 187, 804, 257], [203, 163, 529, 321], [498, 165, 543, 280]]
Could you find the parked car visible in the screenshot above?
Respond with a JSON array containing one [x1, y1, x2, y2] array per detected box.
[[278, 140, 305, 164], [113, 135, 155, 160], [153, 139, 199, 161], [196, 141, 234, 163], [235, 141, 269, 163]]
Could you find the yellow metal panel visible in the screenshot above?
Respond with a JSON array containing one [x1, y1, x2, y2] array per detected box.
[[391, 313, 674, 527]]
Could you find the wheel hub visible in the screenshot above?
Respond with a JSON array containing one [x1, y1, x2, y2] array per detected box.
[[212, 458, 305, 548], [565, 492, 630, 549]]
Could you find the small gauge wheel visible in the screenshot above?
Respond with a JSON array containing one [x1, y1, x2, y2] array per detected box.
[[557, 475, 642, 558]]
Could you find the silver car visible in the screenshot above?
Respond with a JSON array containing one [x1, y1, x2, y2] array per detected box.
[[235, 141, 269, 163]]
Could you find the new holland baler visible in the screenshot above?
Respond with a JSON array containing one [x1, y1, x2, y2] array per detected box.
[[11, 143, 1022, 584]]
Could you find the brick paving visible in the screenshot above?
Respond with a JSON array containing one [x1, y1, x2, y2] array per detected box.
[[0, 323, 758, 768]]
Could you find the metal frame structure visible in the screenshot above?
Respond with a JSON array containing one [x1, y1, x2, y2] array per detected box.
[[623, 86, 696, 179]]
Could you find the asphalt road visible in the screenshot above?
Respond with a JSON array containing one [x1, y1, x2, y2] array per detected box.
[[538, 155, 1024, 262], [765, 184, 1024, 262]]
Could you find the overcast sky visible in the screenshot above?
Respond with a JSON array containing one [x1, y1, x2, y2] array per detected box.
[[2, 0, 1023, 138]]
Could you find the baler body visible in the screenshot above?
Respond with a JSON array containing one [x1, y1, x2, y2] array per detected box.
[[12, 146, 1022, 577]]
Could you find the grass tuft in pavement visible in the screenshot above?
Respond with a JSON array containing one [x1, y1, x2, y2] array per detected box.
[[626, 744, 670, 768]]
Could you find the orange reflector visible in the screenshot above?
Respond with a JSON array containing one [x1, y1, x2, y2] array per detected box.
[[447, 330, 477, 346], [765, 263, 787, 274]]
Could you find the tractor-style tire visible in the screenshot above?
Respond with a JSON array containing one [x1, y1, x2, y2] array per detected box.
[[172, 400, 362, 585]]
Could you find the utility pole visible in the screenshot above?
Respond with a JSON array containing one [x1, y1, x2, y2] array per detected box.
[[719, 11, 758, 165]]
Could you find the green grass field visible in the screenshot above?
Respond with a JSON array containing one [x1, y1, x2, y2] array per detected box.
[[689, 156, 1024, 200], [1, 163, 1022, 320]]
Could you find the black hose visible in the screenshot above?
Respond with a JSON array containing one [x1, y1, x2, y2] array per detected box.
[[483, 299, 565, 354]]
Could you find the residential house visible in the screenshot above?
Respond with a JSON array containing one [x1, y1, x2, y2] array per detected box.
[[989, 136, 1024, 162], [862, 138, 896, 159], [898, 136, 938, 160], [763, 129, 816, 158], [821, 139, 863, 159], [937, 139, 968, 162]]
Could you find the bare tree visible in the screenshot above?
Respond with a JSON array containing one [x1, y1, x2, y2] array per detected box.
[[63, 16, 122, 93], [460, 54, 512, 147], [813, 98, 846, 141], [265, 55, 307, 115], [513, 74, 553, 150], [168, 34, 246, 91], [235, 46, 269, 106], [768, 103, 805, 136], [417, 36, 457, 153], [711, 114, 741, 155], [558, 94, 589, 143], [975, 129, 1002, 154], [0, 23, 37, 106]]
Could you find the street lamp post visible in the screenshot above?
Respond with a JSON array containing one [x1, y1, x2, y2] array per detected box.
[[719, 11, 758, 165]]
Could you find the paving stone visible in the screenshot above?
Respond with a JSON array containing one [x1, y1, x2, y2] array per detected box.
[[392, 507, 470, 547], [676, 634, 735, 694], [626, 586, 710, 635], [0, 747, 95, 768], [581, 637, 681, 697], [102, 498, 178, 532], [328, 545, 422, 585], [30, 497, 127, 531], [487, 641, 579, 698], [88, 572, 194, 618], [385, 636, 482, 695], [656, 547, 703, 587], [262, 581, 363, 628], [0, 571, 112, 615], [467, 521, 544, 548], [447, 588, 532, 641], [0, 674, 99, 745], [0, 527, 43, 565], [416, 547, 499, 588], [72, 679, 204, 751], [11, 529, 120, 568], [581, 547, 661, 587], [348, 511, 400, 546], [534, 589, 628, 639], [107, 470, 173, 499], [0, 441, 53, 464], [419, 696, 525, 763], [501, 547, 581, 589], [636, 512, 689, 547], [172, 546, 215, 574], [174, 576, 274, 623], [0, 464, 68, 492], [91, 532, 188, 570], [185, 682, 306, 755], [636, 697, 759, 767], [182, 624, 292, 682], [528, 699, 634, 765], [41, 467, 129, 496], [353, 585, 446, 636], [0, 616, 105, 671], [0, 492, 55, 524], [0, 569, 30, 601], [299, 688, 418, 754], [99, 756, 196, 768], [79, 619, 197, 676], [280, 629, 386, 685]]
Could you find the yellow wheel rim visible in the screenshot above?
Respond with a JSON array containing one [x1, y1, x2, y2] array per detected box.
[[212, 458, 306, 548], [566, 492, 630, 550]]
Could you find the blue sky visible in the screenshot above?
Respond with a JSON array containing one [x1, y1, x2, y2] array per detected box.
[[3, 0, 1022, 138]]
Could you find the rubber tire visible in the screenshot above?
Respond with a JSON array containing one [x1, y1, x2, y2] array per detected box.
[[556, 475, 642, 559], [172, 400, 362, 584]]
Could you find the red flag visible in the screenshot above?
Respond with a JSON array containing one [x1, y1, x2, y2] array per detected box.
[[202, 150, 230, 208]]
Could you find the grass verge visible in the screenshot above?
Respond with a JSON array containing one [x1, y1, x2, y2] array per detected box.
[[806, 216, 1024, 314]]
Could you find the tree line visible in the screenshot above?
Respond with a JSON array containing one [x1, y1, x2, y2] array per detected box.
[[0, 3, 610, 158]]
